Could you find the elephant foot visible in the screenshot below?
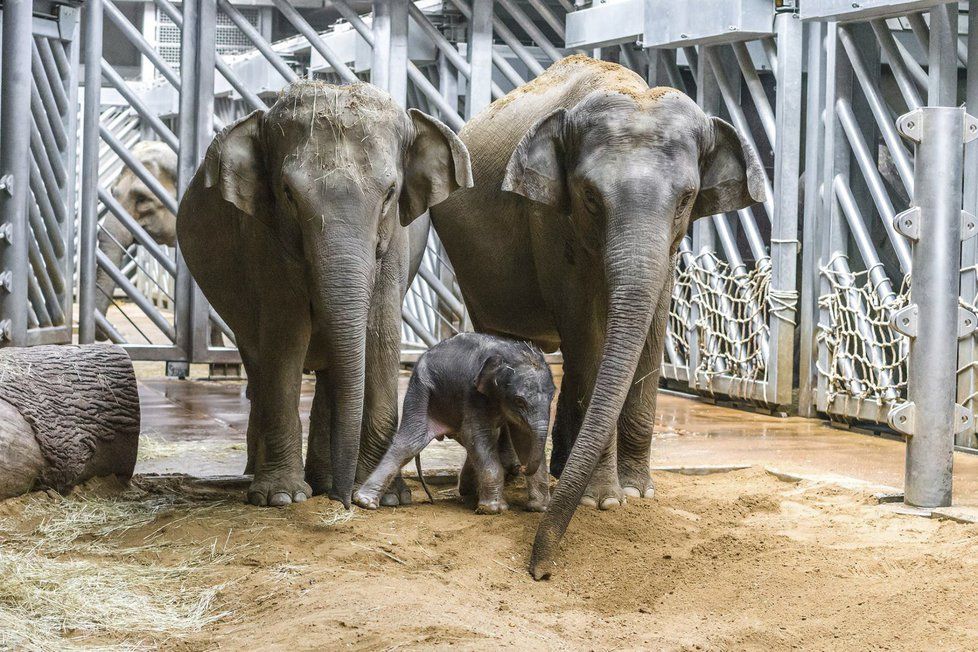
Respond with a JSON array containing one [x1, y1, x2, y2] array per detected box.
[[247, 469, 311, 507], [380, 475, 412, 507], [620, 469, 655, 499], [525, 495, 550, 512], [580, 475, 626, 510], [353, 487, 381, 510], [475, 499, 509, 515]]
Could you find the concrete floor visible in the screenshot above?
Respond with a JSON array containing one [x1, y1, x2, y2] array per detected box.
[[134, 374, 978, 510]]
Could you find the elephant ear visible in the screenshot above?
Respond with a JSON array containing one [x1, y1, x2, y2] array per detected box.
[[474, 354, 505, 396], [692, 116, 766, 219], [400, 109, 473, 227], [203, 110, 271, 218], [502, 108, 568, 212]]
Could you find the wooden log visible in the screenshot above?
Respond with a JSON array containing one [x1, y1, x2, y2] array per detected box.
[[0, 344, 140, 498]]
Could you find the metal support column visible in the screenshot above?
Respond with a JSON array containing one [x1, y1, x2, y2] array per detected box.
[[890, 5, 974, 509], [371, 1, 391, 93], [466, 0, 493, 118], [78, 0, 104, 345], [891, 106, 976, 507], [961, 0, 978, 449], [768, 10, 804, 407], [0, 0, 33, 346], [388, 0, 408, 107]]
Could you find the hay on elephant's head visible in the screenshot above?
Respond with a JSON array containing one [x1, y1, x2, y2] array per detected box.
[[0, 485, 241, 650]]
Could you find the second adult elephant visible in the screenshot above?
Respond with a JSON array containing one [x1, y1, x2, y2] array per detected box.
[[178, 81, 472, 508], [430, 56, 765, 578]]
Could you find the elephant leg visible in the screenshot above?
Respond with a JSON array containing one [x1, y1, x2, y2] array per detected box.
[[458, 455, 478, 498], [247, 310, 311, 507], [498, 425, 522, 480], [239, 347, 260, 476], [356, 248, 407, 506], [617, 274, 673, 500], [467, 426, 507, 515], [508, 426, 550, 512], [305, 371, 332, 496], [354, 375, 433, 509]]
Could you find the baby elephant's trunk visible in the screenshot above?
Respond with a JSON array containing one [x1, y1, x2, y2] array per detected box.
[[522, 419, 550, 477]]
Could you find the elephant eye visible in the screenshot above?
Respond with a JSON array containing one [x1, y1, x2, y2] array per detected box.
[[676, 190, 695, 219], [582, 188, 601, 215], [283, 185, 296, 205], [383, 184, 396, 207]]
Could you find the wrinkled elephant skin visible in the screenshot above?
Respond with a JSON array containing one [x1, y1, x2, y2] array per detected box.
[[430, 56, 765, 578], [177, 81, 472, 508]]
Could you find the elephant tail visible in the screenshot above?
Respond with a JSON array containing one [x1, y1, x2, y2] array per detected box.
[[415, 454, 435, 504]]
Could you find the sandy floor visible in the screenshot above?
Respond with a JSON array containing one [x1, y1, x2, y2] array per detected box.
[[3, 466, 977, 651]]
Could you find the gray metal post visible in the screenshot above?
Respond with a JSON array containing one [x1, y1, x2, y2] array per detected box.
[[891, 106, 975, 508], [78, 0, 105, 345], [960, 0, 978, 449], [371, 0, 392, 92], [0, 0, 33, 346], [387, 0, 408, 107], [768, 11, 804, 408], [799, 21, 827, 417], [466, 0, 493, 119], [889, 5, 973, 508]]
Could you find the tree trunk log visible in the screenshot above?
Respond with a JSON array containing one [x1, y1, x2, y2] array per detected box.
[[0, 344, 140, 498]]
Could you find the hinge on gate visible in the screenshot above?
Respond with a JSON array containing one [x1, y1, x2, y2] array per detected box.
[[888, 401, 915, 436], [0, 319, 10, 342], [890, 304, 918, 338], [774, 0, 798, 12], [888, 401, 973, 436], [0, 175, 12, 196], [0, 271, 11, 294], [897, 109, 924, 144], [962, 211, 978, 241], [964, 112, 978, 144], [0, 223, 11, 243], [960, 306, 978, 338], [893, 207, 920, 241]]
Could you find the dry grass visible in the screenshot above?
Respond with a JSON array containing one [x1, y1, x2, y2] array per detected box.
[[136, 432, 245, 463], [0, 485, 241, 650], [318, 504, 360, 528]]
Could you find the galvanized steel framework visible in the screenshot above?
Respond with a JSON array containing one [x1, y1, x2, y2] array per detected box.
[[0, 0, 976, 508]]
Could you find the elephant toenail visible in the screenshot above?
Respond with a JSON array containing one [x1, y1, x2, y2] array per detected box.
[[269, 492, 292, 507], [293, 492, 307, 503], [248, 492, 267, 507], [580, 496, 598, 507], [643, 487, 655, 499], [380, 493, 399, 507], [623, 486, 641, 498], [599, 497, 622, 510]]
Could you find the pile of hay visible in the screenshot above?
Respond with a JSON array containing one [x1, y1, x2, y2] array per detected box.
[[0, 482, 241, 650]]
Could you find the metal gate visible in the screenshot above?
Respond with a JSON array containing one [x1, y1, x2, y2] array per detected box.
[[617, 3, 804, 411], [0, 0, 80, 347]]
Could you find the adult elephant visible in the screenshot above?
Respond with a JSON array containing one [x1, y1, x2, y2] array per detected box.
[[177, 81, 472, 507], [430, 56, 765, 579], [96, 141, 177, 335]]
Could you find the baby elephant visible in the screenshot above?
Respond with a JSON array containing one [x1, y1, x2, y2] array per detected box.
[[354, 333, 556, 514]]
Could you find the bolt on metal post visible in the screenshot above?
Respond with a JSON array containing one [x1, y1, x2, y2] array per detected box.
[[888, 107, 978, 508]]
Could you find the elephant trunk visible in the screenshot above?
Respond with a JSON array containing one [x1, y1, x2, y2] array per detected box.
[[529, 212, 669, 580], [522, 418, 550, 477], [311, 243, 374, 508], [94, 214, 135, 331]]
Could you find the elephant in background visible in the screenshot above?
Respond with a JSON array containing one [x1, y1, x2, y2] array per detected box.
[[96, 141, 176, 335], [96, 140, 229, 347], [430, 55, 765, 579], [177, 81, 472, 508]]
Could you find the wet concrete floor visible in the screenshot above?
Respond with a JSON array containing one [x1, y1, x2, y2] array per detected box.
[[134, 371, 978, 509]]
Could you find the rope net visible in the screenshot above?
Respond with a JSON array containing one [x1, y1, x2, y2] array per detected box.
[[816, 264, 909, 407], [667, 252, 783, 399]]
